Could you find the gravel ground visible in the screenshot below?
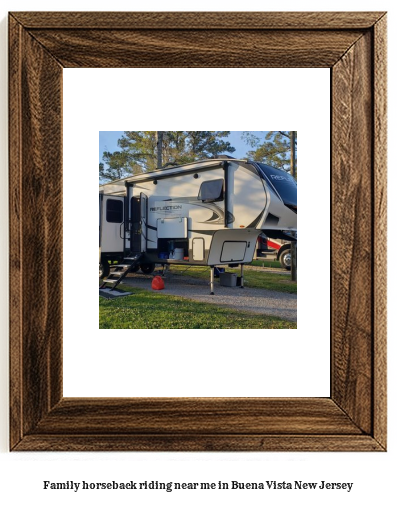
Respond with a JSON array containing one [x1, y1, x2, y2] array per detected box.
[[121, 271, 297, 322]]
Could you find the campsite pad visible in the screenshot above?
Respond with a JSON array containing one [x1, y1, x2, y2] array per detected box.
[[120, 272, 297, 322], [99, 288, 133, 299]]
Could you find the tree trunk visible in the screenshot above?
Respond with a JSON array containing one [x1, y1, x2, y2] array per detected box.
[[156, 131, 163, 168]]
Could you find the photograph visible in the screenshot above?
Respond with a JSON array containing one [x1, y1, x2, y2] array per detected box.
[[2, 4, 393, 507], [99, 131, 297, 329]]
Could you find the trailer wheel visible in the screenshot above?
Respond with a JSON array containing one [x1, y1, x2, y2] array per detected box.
[[99, 261, 110, 279], [140, 263, 155, 275], [279, 249, 292, 271]]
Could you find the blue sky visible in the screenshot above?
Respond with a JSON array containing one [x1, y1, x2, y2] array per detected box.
[[99, 131, 268, 163]]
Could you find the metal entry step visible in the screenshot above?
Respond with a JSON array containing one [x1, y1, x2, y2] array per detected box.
[[100, 254, 143, 291]]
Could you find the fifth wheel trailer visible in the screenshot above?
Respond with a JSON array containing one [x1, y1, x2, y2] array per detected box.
[[99, 156, 297, 293]]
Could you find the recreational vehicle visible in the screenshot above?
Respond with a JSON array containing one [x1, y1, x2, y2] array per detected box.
[[255, 234, 293, 270], [99, 156, 297, 293]]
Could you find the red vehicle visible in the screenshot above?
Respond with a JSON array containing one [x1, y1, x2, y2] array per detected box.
[[256, 234, 293, 270]]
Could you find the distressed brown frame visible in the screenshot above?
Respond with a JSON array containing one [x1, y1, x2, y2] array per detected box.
[[9, 12, 387, 451]]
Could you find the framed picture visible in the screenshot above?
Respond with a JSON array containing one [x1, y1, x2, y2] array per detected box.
[[9, 11, 387, 451]]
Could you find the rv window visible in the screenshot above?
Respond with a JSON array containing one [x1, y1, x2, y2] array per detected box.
[[106, 199, 123, 223], [198, 179, 224, 202]]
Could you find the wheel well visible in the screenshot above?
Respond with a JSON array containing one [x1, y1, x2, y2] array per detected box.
[[277, 244, 291, 260]]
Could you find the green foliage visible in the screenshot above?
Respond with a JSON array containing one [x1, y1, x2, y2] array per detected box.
[[241, 131, 262, 148], [170, 265, 297, 294], [99, 151, 143, 182], [185, 131, 235, 160], [243, 131, 297, 173], [250, 259, 282, 269], [100, 131, 236, 182]]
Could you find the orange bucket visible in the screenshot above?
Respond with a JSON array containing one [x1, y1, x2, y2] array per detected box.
[[151, 276, 165, 290]]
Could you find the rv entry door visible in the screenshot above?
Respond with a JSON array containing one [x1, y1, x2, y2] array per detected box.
[[140, 193, 148, 253], [130, 193, 148, 254]]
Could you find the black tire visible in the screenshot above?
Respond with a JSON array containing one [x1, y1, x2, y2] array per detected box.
[[140, 263, 156, 275], [99, 260, 110, 279], [279, 249, 292, 271]]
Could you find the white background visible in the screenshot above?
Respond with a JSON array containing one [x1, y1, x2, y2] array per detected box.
[[0, 1, 395, 507], [63, 68, 330, 397]]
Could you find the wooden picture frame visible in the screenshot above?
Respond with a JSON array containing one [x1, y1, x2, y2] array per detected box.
[[9, 11, 387, 452]]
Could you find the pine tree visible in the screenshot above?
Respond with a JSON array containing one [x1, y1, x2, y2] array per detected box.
[[99, 131, 236, 182], [243, 131, 297, 173]]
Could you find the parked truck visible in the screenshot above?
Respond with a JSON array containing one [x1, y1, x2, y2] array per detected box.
[[256, 234, 293, 270]]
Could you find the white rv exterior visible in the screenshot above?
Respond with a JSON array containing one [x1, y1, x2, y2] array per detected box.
[[99, 157, 297, 277]]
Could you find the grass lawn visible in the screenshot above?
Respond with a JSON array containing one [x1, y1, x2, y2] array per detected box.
[[251, 259, 282, 269], [169, 264, 297, 294], [100, 287, 296, 329]]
